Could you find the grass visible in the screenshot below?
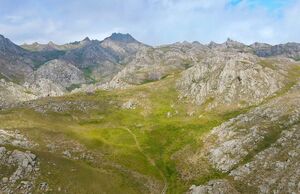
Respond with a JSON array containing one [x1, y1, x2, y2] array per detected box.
[[66, 83, 82, 91], [238, 125, 284, 167], [33, 151, 143, 194], [0, 61, 299, 193], [82, 67, 97, 83], [0, 75, 243, 193], [258, 59, 277, 70]]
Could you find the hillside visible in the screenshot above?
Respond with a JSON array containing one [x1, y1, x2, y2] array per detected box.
[[0, 34, 300, 194]]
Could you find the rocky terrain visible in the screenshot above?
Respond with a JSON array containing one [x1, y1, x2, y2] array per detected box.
[[0, 129, 40, 193], [177, 52, 289, 108], [0, 33, 300, 193], [189, 80, 300, 194]]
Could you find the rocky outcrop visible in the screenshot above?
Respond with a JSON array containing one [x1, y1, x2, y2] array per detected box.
[[189, 180, 239, 194], [0, 129, 36, 148], [230, 124, 300, 194], [0, 35, 34, 82], [208, 38, 252, 53], [189, 79, 300, 193], [31, 59, 86, 88], [251, 42, 300, 59], [0, 129, 39, 194], [0, 79, 37, 108], [0, 148, 39, 194], [102, 41, 207, 87], [177, 52, 285, 108], [23, 78, 65, 98], [61, 33, 148, 82], [21, 37, 91, 52], [205, 82, 300, 171]]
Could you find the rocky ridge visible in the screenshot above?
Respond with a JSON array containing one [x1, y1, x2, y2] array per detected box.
[[177, 52, 287, 109], [1, 33, 300, 101], [189, 79, 300, 193]]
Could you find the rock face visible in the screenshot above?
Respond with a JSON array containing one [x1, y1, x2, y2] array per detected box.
[[21, 37, 91, 52], [177, 52, 285, 108], [189, 79, 300, 193], [0, 35, 34, 82], [189, 180, 239, 194], [230, 124, 300, 194], [105, 33, 137, 43], [31, 59, 86, 88], [102, 41, 206, 87], [0, 79, 37, 108], [207, 91, 300, 172], [61, 33, 148, 82], [0, 129, 39, 194], [0, 148, 39, 193], [24, 78, 65, 98], [0, 129, 36, 148], [251, 42, 300, 59]]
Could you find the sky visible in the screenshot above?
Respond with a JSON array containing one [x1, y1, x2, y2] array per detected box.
[[0, 0, 299, 45]]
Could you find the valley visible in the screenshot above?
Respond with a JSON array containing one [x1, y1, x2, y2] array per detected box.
[[0, 33, 300, 193]]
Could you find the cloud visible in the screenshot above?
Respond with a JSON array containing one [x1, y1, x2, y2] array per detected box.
[[0, 0, 299, 45]]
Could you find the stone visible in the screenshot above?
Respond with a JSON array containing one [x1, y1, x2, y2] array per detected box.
[[122, 100, 136, 109], [63, 150, 72, 158], [39, 182, 48, 191], [2, 177, 8, 183]]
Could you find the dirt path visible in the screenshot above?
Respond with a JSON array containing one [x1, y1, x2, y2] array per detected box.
[[122, 127, 168, 194]]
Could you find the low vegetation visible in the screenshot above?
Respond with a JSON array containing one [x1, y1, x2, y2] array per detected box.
[[0, 74, 251, 193]]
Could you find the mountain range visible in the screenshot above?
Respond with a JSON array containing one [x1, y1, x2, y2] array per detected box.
[[1, 33, 300, 102], [0, 33, 300, 194]]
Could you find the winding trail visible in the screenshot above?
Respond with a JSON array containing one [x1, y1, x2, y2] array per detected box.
[[122, 127, 168, 194]]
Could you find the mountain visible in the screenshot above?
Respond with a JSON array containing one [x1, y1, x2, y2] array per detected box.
[[33, 59, 86, 88], [21, 37, 91, 52], [177, 52, 286, 108], [61, 33, 148, 82], [0, 33, 300, 194], [0, 35, 34, 82], [104, 32, 138, 43], [251, 42, 300, 59]]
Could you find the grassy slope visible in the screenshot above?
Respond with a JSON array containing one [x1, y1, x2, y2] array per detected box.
[[0, 74, 242, 193], [0, 60, 299, 193]]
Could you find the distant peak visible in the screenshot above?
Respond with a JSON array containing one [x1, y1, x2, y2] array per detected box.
[[224, 38, 244, 47], [208, 41, 219, 47], [32, 42, 39, 45], [0, 34, 9, 42], [106, 33, 137, 43], [0, 34, 13, 44], [226, 38, 235, 43], [48, 41, 56, 45], [83, 37, 91, 41]]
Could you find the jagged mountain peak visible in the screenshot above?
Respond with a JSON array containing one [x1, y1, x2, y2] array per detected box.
[[224, 38, 244, 47], [207, 41, 220, 48], [0, 34, 27, 54], [0, 34, 12, 44], [250, 42, 272, 50], [105, 33, 137, 43], [83, 37, 91, 42], [226, 37, 234, 42], [48, 41, 56, 45], [0, 34, 5, 40]]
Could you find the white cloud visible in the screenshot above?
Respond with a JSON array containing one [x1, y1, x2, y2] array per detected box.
[[0, 0, 299, 45]]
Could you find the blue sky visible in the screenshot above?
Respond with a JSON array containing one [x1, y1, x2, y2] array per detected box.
[[0, 0, 299, 45]]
